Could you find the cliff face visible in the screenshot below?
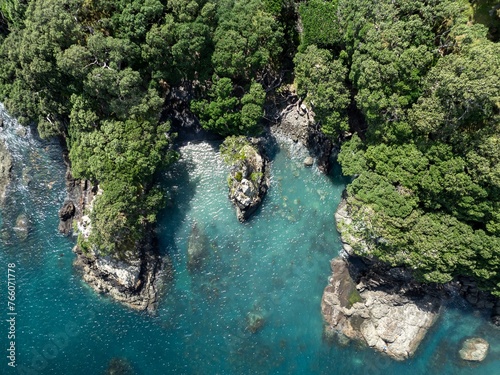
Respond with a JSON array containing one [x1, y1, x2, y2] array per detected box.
[[59, 160, 168, 312]]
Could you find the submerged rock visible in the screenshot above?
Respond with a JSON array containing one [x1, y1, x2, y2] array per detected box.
[[246, 309, 265, 334], [0, 139, 12, 205], [104, 357, 135, 375], [459, 337, 489, 362], [321, 258, 441, 361], [14, 214, 29, 241], [187, 222, 209, 270]]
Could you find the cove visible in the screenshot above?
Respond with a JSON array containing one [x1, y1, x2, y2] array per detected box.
[[0, 105, 499, 374]]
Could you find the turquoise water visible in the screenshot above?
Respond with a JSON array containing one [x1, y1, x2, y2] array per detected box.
[[0, 105, 499, 374]]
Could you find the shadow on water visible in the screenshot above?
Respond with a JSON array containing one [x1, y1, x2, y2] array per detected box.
[[157, 154, 200, 258]]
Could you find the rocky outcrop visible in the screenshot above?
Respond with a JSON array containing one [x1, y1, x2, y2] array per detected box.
[[59, 151, 168, 312], [228, 139, 269, 222], [0, 139, 12, 205], [321, 257, 441, 361], [73, 235, 168, 312], [271, 101, 333, 173], [459, 337, 489, 361]]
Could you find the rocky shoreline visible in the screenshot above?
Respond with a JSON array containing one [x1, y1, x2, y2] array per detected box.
[[58, 154, 167, 312], [321, 256, 442, 360], [0, 138, 12, 206], [324, 196, 499, 361], [269, 100, 334, 173]]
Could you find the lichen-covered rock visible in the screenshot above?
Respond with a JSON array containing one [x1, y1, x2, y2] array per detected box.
[[459, 338, 489, 361], [321, 258, 441, 361], [0, 139, 12, 205], [227, 138, 269, 222]]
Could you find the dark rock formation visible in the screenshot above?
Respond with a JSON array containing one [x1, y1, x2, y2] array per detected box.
[[228, 138, 269, 222], [247, 310, 265, 334], [187, 222, 209, 271], [459, 337, 489, 362], [58, 150, 97, 235], [0, 139, 12, 205], [104, 357, 135, 375]]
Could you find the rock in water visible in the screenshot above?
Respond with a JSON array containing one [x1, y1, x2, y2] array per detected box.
[[303, 156, 314, 167], [14, 214, 29, 241], [58, 200, 76, 234], [246, 311, 265, 333], [321, 258, 441, 361], [0, 139, 12, 205], [459, 338, 489, 361], [187, 222, 209, 270], [227, 138, 269, 222]]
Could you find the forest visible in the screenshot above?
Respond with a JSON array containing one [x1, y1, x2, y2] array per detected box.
[[0, 0, 499, 294]]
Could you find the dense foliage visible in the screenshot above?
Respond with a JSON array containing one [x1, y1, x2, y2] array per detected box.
[[0, 0, 288, 256], [0, 0, 498, 295], [320, 0, 500, 294]]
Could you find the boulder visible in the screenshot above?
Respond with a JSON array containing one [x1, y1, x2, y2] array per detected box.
[[303, 156, 314, 167], [271, 98, 333, 173], [459, 338, 489, 362]]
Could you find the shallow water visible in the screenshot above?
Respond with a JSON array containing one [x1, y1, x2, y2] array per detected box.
[[0, 105, 499, 374]]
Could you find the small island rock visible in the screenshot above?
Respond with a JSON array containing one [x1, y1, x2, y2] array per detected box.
[[459, 338, 489, 362]]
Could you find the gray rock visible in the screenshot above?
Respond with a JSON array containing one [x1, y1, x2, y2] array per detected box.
[[459, 338, 489, 361], [0, 139, 12, 205], [271, 100, 333, 173], [15, 126, 27, 137], [321, 258, 441, 361], [303, 156, 314, 167]]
